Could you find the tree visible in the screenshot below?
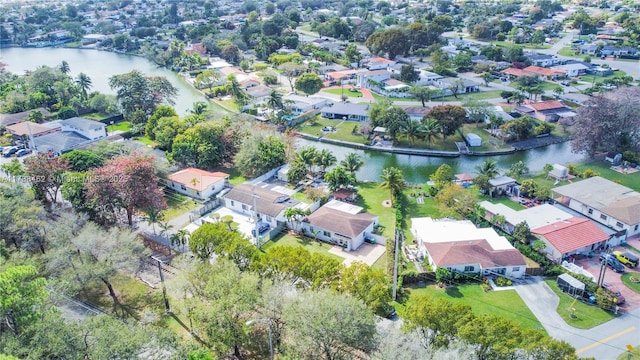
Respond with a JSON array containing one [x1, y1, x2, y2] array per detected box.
[[295, 146, 319, 177], [481, 72, 493, 87], [435, 183, 479, 218], [365, 28, 410, 59], [543, 163, 554, 179], [324, 166, 356, 192], [225, 75, 248, 109], [0, 265, 47, 334], [170, 229, 189, 253], [475, 159, 499, 179], [571, 87, 640, 158], [401, 120, 425, 147], [24, 153, 70, 204], [463, 99, 492, 127], [519, 179, 538, 198], [189, 222, 234, 260], [340, 152, 364, 180], [427, 105, 466, 140], [410, 86, 439, 107], [234, 134, 287, 178], [430, 164, 455, 189], [531, 30, 545, 46], [75, 72, 92, 102], [278, 62, 306, 92], [513, 221, 531, 244], [379, 167, 406, 204], [447, 79, 465, 99], [338, 262, 392, 316], [284, 207, 310, 233], [400, 64, 419, 83], [344, 43, 362, 65], [421, 118, 441, 145], [369, 104, 410, 139], [59, 149, 104, 172], [108, 70, 178, 119], [267, 89, 284, 117], [171, 119, 242, 169], [0, 159, 25, 182], [46, 221, 149, 309], [507, 160, 529, 180], [195, 70, 222, 95], [553, 85, 564, 99], [283, 289, 377, 359], [294, 72, 323, 95], [315, 148, 337, 174], [145, 105, 178, 140], [452, 52, 473, 71], [85, 153, 166, 226], [58, 60, 70, 74]]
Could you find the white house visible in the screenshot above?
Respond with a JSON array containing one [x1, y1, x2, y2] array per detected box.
[[320, 103, 369, 122], [56, 117, 107, 140], [553, 176, 640, 240], [480, 202, 572, 235], [363, 56, 396, 70], [166, 168, 229, 201], [411, 217, 527, 278], [283, 94, 332, 115], [357, 69, 392, 88], [465, 133, 482, 147], [300, 200, 378, 251], [223, 183, 301, 230], [531, 217, 611, 262], [552, 63, 589, 77]]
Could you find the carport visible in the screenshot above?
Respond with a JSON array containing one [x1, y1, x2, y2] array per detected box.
[[556, 273, 585, 297]]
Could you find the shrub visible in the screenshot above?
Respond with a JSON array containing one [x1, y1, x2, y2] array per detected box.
[[253, 63, 268, 71], [544, 265, 565, 277], [494, 276, 512, 287], [481, 282, 491, 292], [583, 168, 600, 178]]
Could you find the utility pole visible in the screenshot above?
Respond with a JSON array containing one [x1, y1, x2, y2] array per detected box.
[[152, 256, 170, 314], [251, 185, 261, 248], [597, 248, 611, 287], [392, 229, 401, 300]]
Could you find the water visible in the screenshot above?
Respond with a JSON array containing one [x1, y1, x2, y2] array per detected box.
[[0, 47, 584, 181], [0, 47, 220, 115]]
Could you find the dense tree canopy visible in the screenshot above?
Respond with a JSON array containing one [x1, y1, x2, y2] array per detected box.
[[108, 70, 178, 120]]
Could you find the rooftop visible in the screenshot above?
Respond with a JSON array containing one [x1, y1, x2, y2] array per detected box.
[[532, 217, 610, 254], [305, 201, 377, 238], [525, 100, 566, 111], [6, 121, 56, 136], [411, 217, 513, 250], [321, 103, 369, 117], [224, 183, 300, 218], [167, 168, 229, 192], [425, 240, 526, 268], [480, 202, 573, 230]]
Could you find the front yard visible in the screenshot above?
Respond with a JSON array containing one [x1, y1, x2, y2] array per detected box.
[[621, 272, 640, 294], [263, 232, 344, 262], [544, 279, 617, 329], [404, 284, 544, 332], [164, 193, 199, 222]]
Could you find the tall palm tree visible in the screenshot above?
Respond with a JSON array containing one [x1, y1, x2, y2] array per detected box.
[[170, 229, 189, 253], [75, 72, 92, 102], [475, 159, 499, 179], [316, 149, 337, 175], [190, 101, 208, 115], [267, 89, 284, 116], [340, 152, 364, 179], [59, 60, 70, 74], [226, 74, 247, 109], [296, 146, 319, 177], [379, 167, 406, 204], [422, 118, 441, 145]]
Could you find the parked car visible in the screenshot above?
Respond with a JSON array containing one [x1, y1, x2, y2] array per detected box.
[[600, 254, 625, 273], [251, 222, 270, 237], [2, 146, 18, 157], [613, 251, 639, 268], [560, 80, 570, 86], [15, 148, 32, 157], [364, 236, 376, 244], [602, 284, 626, 305]]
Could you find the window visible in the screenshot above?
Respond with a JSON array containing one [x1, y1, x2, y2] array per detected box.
[[635, 225, 639, 231], [512, 267, 520, 272], [242, 204, 248, 210], [180, 185, 186, 191], [464, 266, 475, 272], [266, 216, 272, 222], [231, 201, 235, 206], [616, 222, 623, 228], [323, 231, 331, 237], [600, 214, 608, 220], [588, 209, 593, 215]]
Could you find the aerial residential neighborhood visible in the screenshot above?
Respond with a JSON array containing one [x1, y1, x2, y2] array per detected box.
[[1, 0, 640, 359]]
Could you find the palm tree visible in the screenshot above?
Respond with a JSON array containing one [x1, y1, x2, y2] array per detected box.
[[315, 149, 337, 175], [59, 60, 70, 74], [190, 101, 208, 115], [170, 229, 189, 253], [296, 146, 319, 177], [340, 153, 364, 179], [284, 207, 309, 232], [143, 207, 164, 235], [475, 159, 499, 179], [379, 167, 406, 204], [75, 72, 92, 102], [402, 120, 425, 147], [422, 118, 441, 145], [226, 74, 247, 109], [267, 89, 284, 117]]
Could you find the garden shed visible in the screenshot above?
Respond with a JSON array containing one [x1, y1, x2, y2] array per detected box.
[[556, 273, 585, 297], [465, 133, 482, 147]]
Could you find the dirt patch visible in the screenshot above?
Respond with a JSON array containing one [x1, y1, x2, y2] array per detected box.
[[382, 200, 393, 208]]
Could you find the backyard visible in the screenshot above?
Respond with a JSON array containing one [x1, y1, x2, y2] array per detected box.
[[106, 121, 131, 132], [164, 193, 199, 222], [355, 182, 397, 239], [544, 279, 617, 329], [295, 117, 370, 144], [263, 231, 344, 262], [323, 88, 365, 98], [404, 284, 545, 332]]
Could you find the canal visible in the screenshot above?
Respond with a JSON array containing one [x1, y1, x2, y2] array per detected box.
[[1, 47, 585, 182]]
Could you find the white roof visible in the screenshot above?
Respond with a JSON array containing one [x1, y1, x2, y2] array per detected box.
[[411, 217, 514, 250], [324, 199, 363, 215], [554, 63, 589, 71], [480, 202, 573, 230], [466, 133, 481, 140], [489, 176, 517, 187]]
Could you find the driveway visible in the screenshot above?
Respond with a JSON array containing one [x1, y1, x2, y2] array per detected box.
[[574, 252, 640, 309], [328, 243, 385, 266]]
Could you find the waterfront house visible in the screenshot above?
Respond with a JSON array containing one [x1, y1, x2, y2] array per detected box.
[[223, 183, 300, 232], [521, 100, 575, 123], [320, 103, 369, 122]]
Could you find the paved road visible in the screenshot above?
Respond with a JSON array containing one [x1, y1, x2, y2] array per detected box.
[[515, 277, 640, 359]]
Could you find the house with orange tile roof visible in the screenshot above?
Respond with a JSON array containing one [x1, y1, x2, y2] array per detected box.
[[521, 100, 576, 122], [531, 218, 611, 262], [6, 121, 60, 139], [166, 168, 230, 201], [363, 56, 396, 70], [501, 65, 565, 80]]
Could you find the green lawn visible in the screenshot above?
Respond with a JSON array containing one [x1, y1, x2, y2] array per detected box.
[[215, 98, 240, 112], [492, 41, 551, 49], [480, 195, 526, 211], [578, 70, 629, 85], [164, 194, 199, 221], [323, 88, 365, 98], [209, 165, 246, 186], [572, 161, 640, 192], [460, 124, 512, 152], [263, 232, 344, 262], [355, 182, 396, 239], [295, 117, 370, 144], [404, 284, 544, 332], [621, 272, 640, 294], [106, 121, 131, 132], [370, 92, 417, 102], [545, 279, 617, 329], [83, 112, 114, 121], [133, 136, 158, 147], [558, 46, 583, 58]]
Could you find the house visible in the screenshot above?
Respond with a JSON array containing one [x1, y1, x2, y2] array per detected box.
[[480, 201, 573, 235], [501, 66, 565, 81], [411, 217, 527, 278], [526, 53, 559, 67], [436, 77, 480, 94], [357, 69, 392, 88], [465, 133, 482, 147], [31, 117, 107, 155], [332, 189, 356, 202], [245, 85, 272, 105], [300, 200, 378, 251], [553, 176, 640, 240], [320, 103, 369, 122], [488, 176, 518, 197], [363, 57, 396, 70], [166, 168, 229, 201], [531, 218, 611, 262], [552, 63, 589, 77], [53, 117, 107, 140], [0, 108, 51, 127], [6, 121, 60, 139], [223, 183, 301, 231], [579, 43, 599, 55], [283, 94, 332, 115], [416, 70, 443, 86], [589, 66, 614, 77], [521, 100, 576, 122], [403, 106, 431, 121]]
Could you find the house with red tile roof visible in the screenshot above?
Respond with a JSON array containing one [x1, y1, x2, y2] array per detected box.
[[521, 100, 576, 122], [411, 217, 527, 278], [167, 168, 229, 201], [531, 218, 611, 262], [501, 65, 565, 80], [363, 56, 396, 70]]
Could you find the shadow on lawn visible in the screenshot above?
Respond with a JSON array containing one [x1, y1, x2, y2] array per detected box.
[[445, 286, 463, 298]]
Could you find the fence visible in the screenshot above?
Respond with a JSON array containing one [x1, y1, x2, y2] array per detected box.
[[189, 198, 220, 222]]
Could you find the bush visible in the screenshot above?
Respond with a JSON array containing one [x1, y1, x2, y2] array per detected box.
[[544, 265, 565, 277], [494, 276, 512, 287], [481, 282, 492, 292], [253, 63, 268, 71], [119, 131, 134, 139]]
